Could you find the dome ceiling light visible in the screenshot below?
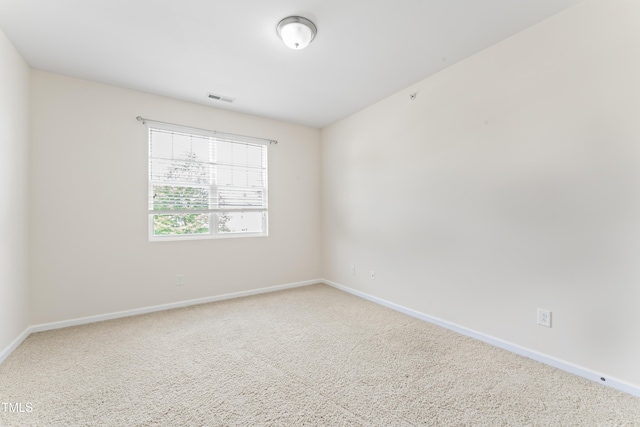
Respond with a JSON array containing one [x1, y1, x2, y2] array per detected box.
[[276, 16, 317, 50]]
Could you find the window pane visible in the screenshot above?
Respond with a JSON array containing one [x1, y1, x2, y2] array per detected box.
[[218, 187, 264, 209], [216, 165, 264, 187], [218, 212, 265, 234], [216, 141, 264, 168], [153, 185, 209, 211], [150, 130, 211, 184], [163, 158, 210, 184], [153, 214, 210, 235]]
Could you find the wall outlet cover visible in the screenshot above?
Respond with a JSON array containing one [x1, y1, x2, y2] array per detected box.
[[537, 308, 552, 328]]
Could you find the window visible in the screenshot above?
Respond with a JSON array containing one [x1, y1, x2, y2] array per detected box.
[[147, 122, 269, 240]]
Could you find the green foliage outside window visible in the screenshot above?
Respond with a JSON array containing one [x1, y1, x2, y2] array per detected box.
[[152, 151, 231, 235]]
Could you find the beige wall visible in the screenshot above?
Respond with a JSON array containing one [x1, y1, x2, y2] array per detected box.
[[29, 71, 321, 324], [322, 1, 640, 386], [0, 29, 30, 353]]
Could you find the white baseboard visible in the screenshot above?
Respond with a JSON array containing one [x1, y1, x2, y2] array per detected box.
[[0, 326, 31, 365], [2, 279, 321, 362], [322, 279, 640, 398], [5, 278, 638, 397], [30, 279, 321, 333]]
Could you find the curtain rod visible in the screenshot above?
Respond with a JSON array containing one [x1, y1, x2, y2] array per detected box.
[[136, 116, 278, 145]]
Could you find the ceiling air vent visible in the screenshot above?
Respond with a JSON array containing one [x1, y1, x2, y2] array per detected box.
[[207, 93, 235, 103]]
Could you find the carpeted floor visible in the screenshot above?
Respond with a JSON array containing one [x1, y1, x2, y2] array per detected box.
[[1, 284, 638, 426]]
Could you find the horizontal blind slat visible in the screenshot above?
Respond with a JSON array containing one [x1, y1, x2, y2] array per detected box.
[[150, 208, 267, 215]]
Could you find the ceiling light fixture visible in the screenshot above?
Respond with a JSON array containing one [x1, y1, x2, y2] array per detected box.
[[276, 16, 317, 50]]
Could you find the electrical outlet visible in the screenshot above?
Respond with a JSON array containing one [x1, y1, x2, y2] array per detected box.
[[176, 274, 184, 286], [350, 265, 355, 275], [537, 308, 551, 328], [370, 270, 375, 280]]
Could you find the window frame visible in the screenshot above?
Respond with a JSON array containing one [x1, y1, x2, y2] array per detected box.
[[146, 121, 270, 242]]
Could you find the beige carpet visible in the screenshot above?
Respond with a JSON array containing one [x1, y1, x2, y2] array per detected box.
[[1, 284, 638, 426]]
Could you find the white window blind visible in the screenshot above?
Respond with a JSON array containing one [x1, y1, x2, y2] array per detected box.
[[147, 122, 269, 240]]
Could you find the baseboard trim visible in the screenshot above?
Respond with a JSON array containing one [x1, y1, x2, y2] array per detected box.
[[30, 279, 321, 334], [0, 326, 31, 365], [0, 279, 320, 364], [322, 279, 640, 398], [6, 278, 639, 397]]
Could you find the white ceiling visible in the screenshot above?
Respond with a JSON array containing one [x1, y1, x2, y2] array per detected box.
[[0, 0, 578, 128]]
